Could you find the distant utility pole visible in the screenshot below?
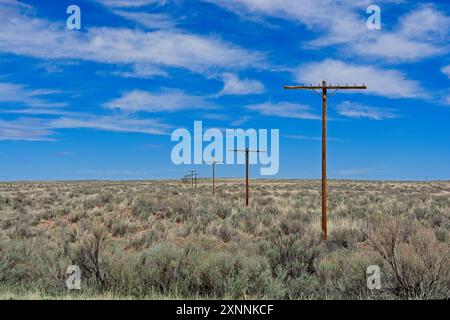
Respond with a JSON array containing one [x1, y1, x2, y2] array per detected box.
[[284, 81, 367, 240], [204, 159, 223, 196], [181, 174, 190, 184], [230, 148, 266, 207], [188, 170, 198, 188]]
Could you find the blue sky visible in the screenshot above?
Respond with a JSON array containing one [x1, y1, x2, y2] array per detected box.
[[0, 0, 449, 181]]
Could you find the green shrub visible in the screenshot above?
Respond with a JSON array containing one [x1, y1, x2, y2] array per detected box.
[[328, 227, 366, 250], [0, 240, 33, 286], [316, 249, 384, 299]]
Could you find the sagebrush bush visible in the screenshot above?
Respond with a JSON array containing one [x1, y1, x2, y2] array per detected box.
[[369, 218, 450, 299], [316, 249, 385, 299], [69, 227, 115, 291], [109, 242, 284, 299], [0, 240, 33, 286]]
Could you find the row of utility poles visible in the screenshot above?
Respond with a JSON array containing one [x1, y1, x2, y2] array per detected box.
[[182, 170, 198, 187], [181, 80, 367, 241], [183, 148, 265, 207]]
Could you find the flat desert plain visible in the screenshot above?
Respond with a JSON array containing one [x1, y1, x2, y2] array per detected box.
[[0, 180, 449, 299]]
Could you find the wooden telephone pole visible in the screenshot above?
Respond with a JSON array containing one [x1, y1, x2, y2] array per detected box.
[[188, 170, 198, 188], [204, 159, 223, 196], [230, 148, 265, 207], [284, 81, 367, 240], [181, 174, 191, 184]]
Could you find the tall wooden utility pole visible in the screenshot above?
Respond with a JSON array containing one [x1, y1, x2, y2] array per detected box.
[[204, 159, 223, 196], [230, 148, 265, 207], [284, 81, 367, 240]]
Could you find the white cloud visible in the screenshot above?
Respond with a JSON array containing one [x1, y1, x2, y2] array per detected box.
[[230, 115, 251, 126], [0, 117, 55, 141], [93, 0, 166, 8], [205, 1, 449, 62], [284, 134, 342, 142], [348, 4, 450, 61], [295, 59, 425, 99], [350, 33, 444, 61], [0, 108, 81, 116], [0, 83, 174, 140], [0, 3, 263, 75], [0, 114, 171, 141], [203, 0, 367, 28], [284, 134, 321, 141], [219, 73, 265, 96], [0, 0, 30, 10], [246, 102, 320, 120], [442, 65, 450, 79], [111, 64, 169, 78], [50, 115, 170, 135], [112, 10, 176, 29], [336, 101, 397, 120], [104, 89, 213, 113], [399, 4, 450, 42]]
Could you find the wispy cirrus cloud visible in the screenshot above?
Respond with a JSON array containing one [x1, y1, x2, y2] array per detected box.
[[230, 115, 252, 126], [336, 167, 383, 176], [346, 4, 450, 62], [0, 82, 65, 108], [0, 114, 171, 141], [0, 74, 176, 140], [50, 115, 170, 135], [92, 0, 167, 8], [112, 10, 176, 30], [205, 1, 449, 62], [0, 117, 55, 141], [202, 0, 368, 27], [311, 3, 450, 62], [111, 64, 169, 79], [104, 89, 214, 113], [246, 102, 320, 120], [0, 2, 264, 76], [336, 101, 398, 120], [218, 73, 265, 96], [0, 108, 81, 116], [284, 134, 342, 142], [295, 59, 426, 99]]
